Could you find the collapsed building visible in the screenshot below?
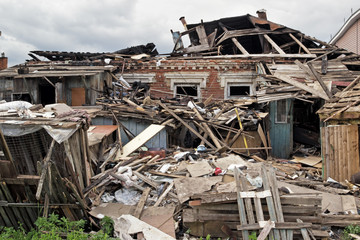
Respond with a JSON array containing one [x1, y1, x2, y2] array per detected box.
[[0, 10, 360, 239]]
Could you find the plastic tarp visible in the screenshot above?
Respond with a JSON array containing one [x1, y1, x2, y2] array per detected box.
[[0, 121, 79, 144], [0, 101, 33, 111]]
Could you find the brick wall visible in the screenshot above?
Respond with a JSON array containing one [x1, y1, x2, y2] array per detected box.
[[0, 57, 8, 70], [335, 19, 360, 54], [121, 58, 258, 101]]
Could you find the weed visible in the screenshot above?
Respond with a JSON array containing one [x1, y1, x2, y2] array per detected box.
[[343, 224, 360, 240]]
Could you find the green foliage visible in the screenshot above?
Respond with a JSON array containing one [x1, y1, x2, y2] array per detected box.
[[205, 234, 211, 240], [100, 216, 114, 237], [0, 214, 115, 240], [249, 231, 257, 240], [343, 224, 360, 240]]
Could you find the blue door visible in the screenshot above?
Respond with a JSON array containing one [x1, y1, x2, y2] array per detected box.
[[269, 99, 293, 159]]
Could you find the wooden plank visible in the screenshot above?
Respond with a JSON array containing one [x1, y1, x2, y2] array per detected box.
[[297, 219, 311, 240], [133, 187, 151, 218], [238, 171, 255, 224], [192, 104, 222, 149], [195, 25, 209, 46], [35, 139, 56, 200], [257, 124, 268, 157], [289, 33, 311, 54], [234, 168, 249, 240], [273, 72, 329, 100], [257, 220, 275, 240], [307, 62, 332, 99], [237, 222, 312, 231], [42, 76, 56, 88], [261, 165, 280, 240], [264, 34, 286, 54], [154, 181, 174, 207], [267, 166, 287, 240], [159, 102, 216, 149], [64, 139, 84, 190], [120, 124, 165, 157], [220, 24, 249, 55]]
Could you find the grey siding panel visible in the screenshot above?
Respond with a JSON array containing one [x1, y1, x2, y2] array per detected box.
[[120, 120, 167, 149]]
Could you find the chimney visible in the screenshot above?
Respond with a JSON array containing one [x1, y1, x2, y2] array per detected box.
[[0, 53, 8, 70], [256, 9, 267, 20], [179, 16, 188, 31]]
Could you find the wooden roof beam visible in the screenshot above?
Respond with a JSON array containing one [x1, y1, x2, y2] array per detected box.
[[263, 34, 285, 54], [289, 33, 311, 54]]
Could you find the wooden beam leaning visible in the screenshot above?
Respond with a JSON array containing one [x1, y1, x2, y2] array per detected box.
[[307, 62, 333, 99], [220, 23, 249, 55], [263, 34, 286, 55], [192, 104, 222, 149], [42, 76, 56, 88], [273, 72, 329, 100], [158, 101, 216, 149], [35, 139, 56, 200], [289, 33, 311, 54]]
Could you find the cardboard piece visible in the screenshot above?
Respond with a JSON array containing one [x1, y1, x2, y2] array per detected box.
[[174, 176, 222, 203], [186, 161, 213, 177], [291, 156, 322, 168], [114, 214, 175, 240], [89, 203, 176, 238]]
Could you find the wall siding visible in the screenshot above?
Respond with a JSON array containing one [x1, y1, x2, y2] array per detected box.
[[321, 125, 360, 182]]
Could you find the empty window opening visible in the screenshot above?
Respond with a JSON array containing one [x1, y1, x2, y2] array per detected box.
[[39, 85, 55, 106], [276, 99, 288, 123], [229, 86, 250, 96], [176, 85, 199, 97]]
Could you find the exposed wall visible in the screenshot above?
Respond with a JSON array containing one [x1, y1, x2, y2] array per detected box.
[[119, 59, 259, 101], [334, 18, 360, 54]]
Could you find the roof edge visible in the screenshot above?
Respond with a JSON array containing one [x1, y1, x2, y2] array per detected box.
[[330, 8, 360, 45]]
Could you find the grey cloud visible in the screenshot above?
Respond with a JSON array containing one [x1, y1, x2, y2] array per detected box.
[[0, 0, 359, 66]]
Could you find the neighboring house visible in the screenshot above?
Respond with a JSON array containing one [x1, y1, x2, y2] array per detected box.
[[330, 8, 360, 54], [0, 62, 114, 106]]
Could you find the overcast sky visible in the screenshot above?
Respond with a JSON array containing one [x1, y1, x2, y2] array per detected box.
[[0, 0, 359, 66]]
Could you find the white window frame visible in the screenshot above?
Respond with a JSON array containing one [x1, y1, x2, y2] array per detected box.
[[219, 72, 257, 99], [174, 84, 201, 98], [119, 73, 156, 83], [275, 99, 289, 123]]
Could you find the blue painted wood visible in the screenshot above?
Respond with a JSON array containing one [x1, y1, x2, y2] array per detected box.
[[120, 120, 167, 149], [269, 99, 293, 159], [91, 116, 113, 125]]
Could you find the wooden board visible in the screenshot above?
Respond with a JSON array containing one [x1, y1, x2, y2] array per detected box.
[[71, 88, 85, 106], [120, 124, 165, 157], [321, 125, 360, 182]]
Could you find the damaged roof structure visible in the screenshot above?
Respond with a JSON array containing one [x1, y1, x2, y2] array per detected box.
[[1, 10, 360, 239]]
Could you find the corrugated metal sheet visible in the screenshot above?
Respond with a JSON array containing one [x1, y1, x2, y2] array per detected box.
[[269, 99, 293, 158]]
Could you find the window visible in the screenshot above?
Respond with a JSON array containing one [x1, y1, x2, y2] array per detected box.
[[226, 83, 252, 99], [276, 99, 288, 123], [229, 85, 251, 96], [175, 84, 199, 98]]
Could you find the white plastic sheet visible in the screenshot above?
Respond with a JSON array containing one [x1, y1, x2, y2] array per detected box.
[[0, 122, 79, 144]]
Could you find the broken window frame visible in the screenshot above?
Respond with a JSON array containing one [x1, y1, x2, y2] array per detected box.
[[275, 99, 289, 123], [174, 84, 200, 99]]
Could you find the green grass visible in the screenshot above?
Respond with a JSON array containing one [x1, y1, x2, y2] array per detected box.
[[0, 213, 115, 240]]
